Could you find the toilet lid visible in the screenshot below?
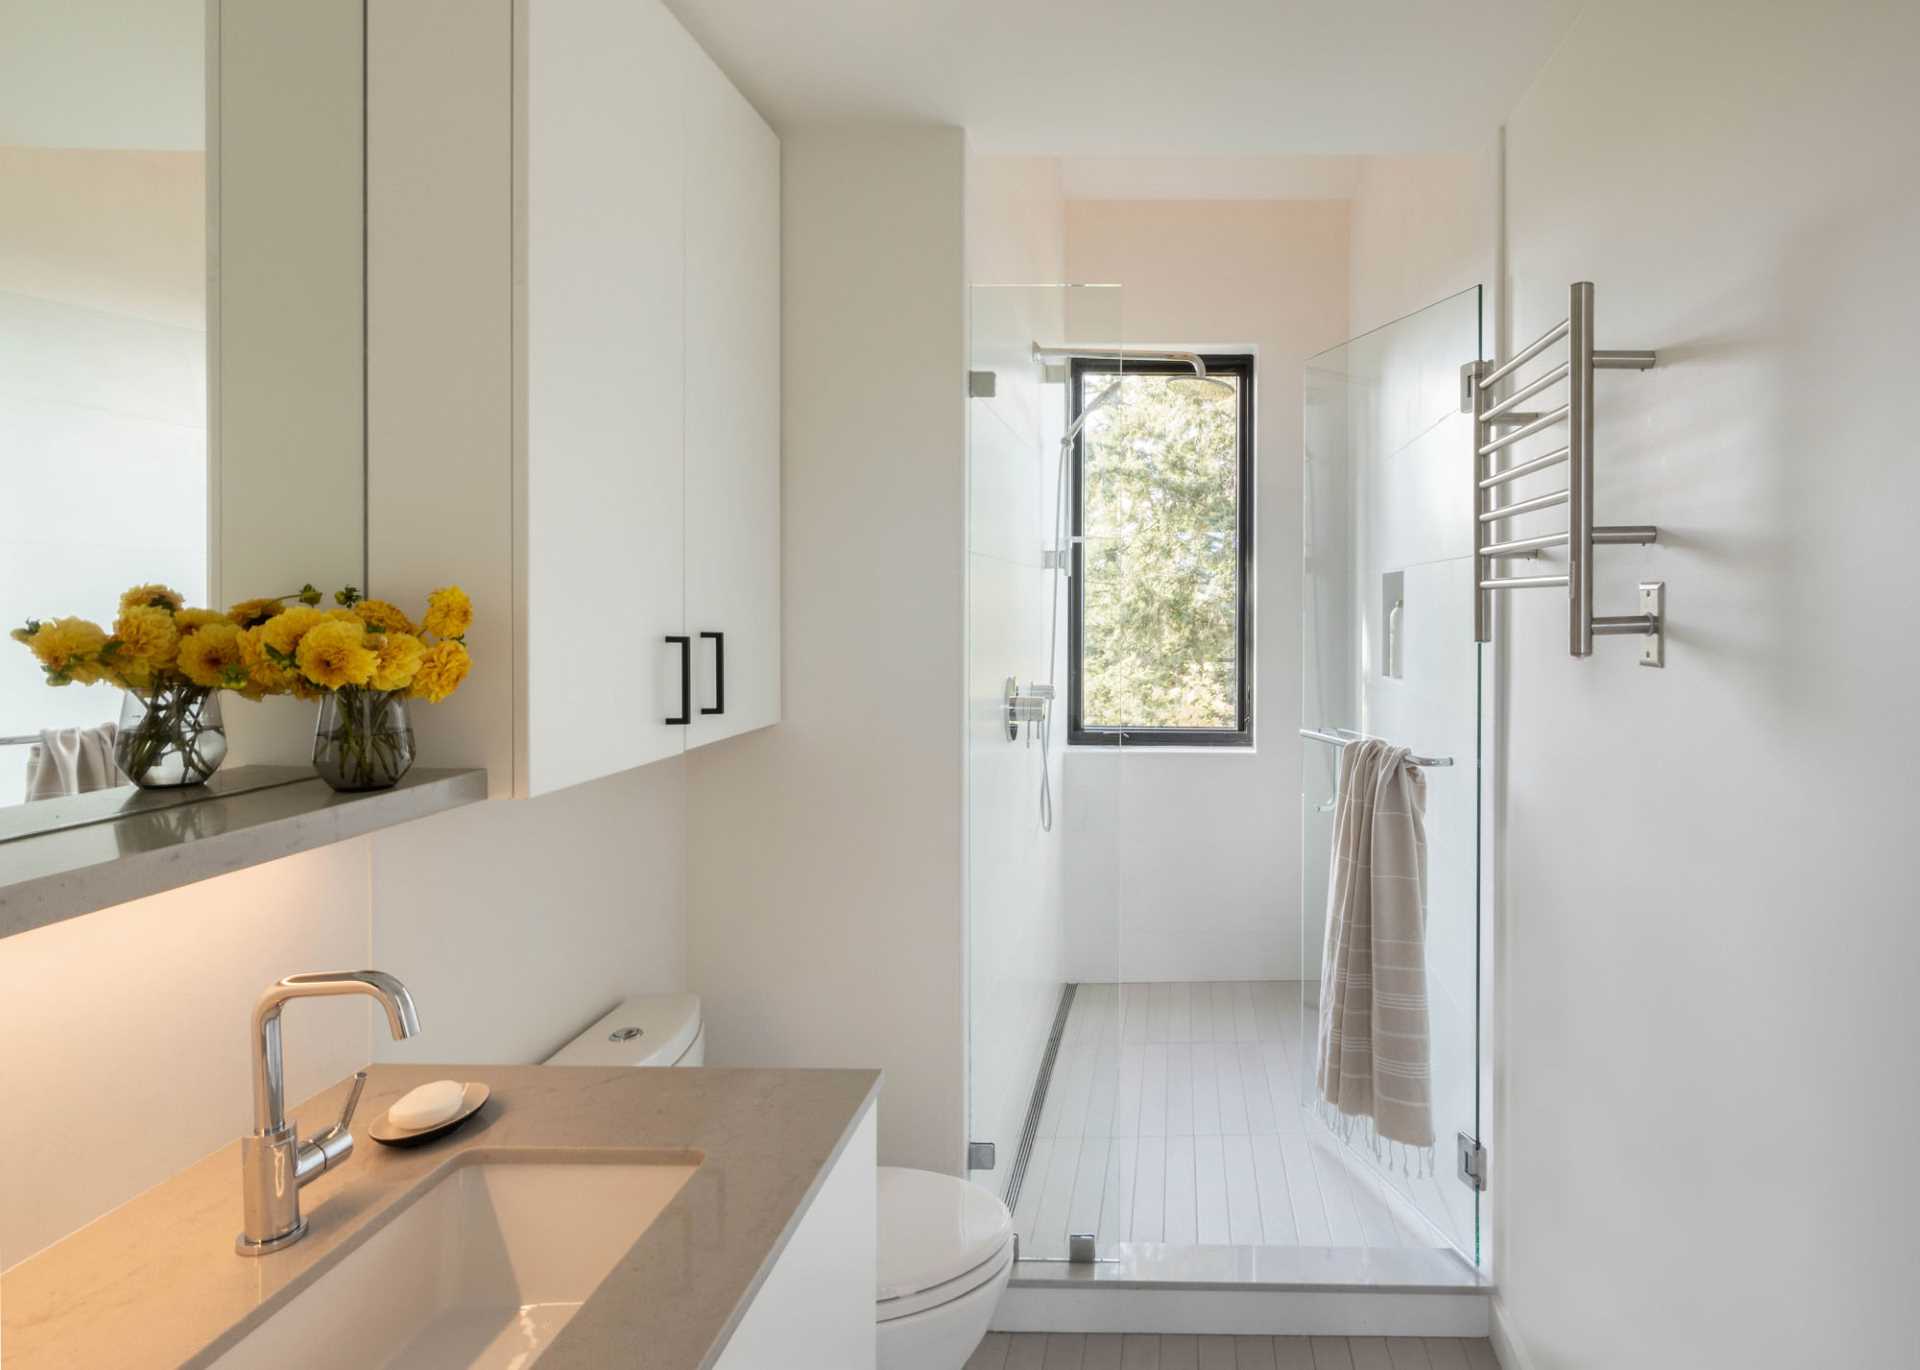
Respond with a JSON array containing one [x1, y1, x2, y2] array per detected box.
[[544, 995, 702, 1068], [876, 1167, 1014, 1301]]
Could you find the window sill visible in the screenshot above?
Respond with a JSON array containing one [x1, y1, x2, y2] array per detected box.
[[1065, 744, 1260, 756]]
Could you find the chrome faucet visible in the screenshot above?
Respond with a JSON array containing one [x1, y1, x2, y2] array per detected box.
[[237, 971, 420, 1255]]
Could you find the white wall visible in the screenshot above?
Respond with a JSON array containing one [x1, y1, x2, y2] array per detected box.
[[0, 0, 204, 152], [371, 761, 688, 1066], [1492, 3, 1920, 1365], [964, 155, 1073, 1190], [0, 843, 371, 1269], [687, 124, 969, 1176], [1059, 199, 1350, 984], [1346, 154, 1489, 338]]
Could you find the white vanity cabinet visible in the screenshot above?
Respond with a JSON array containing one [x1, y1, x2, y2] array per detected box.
[[713, 1104, 878, 1370], [368, 0, 780, 800]]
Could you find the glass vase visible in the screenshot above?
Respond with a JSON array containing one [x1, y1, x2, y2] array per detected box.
[[313, 688, 416, 792], [115, 684, 228, 788]]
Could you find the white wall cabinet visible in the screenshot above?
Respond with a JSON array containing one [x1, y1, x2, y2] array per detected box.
[[683, 41, 783, 749], [519, 0, 691, 794], [368, 0, 780, 800]]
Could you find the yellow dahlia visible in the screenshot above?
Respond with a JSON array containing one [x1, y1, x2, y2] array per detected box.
[[176, 622, 249, 689], [422, 585, 473, 641], [258, 606, 326, 660], [119, 584, 185, 615], [174, 607, 232, 633], [368, 632, 426, 692], [113, 606, 181, 671], [237, 625, 292, 693], [409, 639, 471, 703], [354, 599, 417, 636], [295, 619, 378, 690], [22, 617, 109, 685], [226, 596, 285, 629]]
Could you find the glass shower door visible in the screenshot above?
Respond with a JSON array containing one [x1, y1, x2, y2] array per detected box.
[[965, 284, 1124, 1261], [1301, 286, 1484, 1263]]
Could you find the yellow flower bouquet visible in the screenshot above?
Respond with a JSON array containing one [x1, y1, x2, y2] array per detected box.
[[11, 582, 474, 792], [245, 585, 474, 792], [10, 584, 259, 787]]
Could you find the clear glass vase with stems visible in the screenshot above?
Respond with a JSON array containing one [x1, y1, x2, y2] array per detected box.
[[312, 687, 416, 792], [115, 684, 228, 788]]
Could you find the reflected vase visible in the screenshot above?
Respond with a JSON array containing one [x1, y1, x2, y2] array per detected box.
[[313, 688, 416, 792], [115, 685, 228, 788]]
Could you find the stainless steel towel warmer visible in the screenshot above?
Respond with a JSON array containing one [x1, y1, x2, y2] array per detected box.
[[1465, 281, 1666, 666]]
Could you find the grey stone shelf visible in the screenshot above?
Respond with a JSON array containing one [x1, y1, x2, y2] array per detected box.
[[0, 765, 487, 941]]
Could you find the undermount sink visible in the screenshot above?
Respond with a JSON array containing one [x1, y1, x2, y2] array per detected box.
[[214, 1156, 699, 1369]]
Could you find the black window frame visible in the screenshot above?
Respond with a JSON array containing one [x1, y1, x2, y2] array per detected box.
[[1067, 353, 1255, 749]]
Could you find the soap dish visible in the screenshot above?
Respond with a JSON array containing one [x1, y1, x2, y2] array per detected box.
[[369, 1082, 491, 1147]]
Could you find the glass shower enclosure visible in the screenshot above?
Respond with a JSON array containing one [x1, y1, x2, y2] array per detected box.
[[965, 283, 1124, 1241], [965, 278, 1486, 1274], [1301, 286, 1484, 1262]]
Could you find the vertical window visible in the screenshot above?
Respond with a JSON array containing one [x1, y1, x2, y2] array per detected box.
[[1068, 354, 1253, 748]]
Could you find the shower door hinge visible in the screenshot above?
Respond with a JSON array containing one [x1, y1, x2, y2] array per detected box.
[[1457, 1132, 1488, 1193], [1459, 359, 1483, 413], [969, 370, 997, 398], [1042, 548, 1069, 572], [967, 1141, 996, 1171]]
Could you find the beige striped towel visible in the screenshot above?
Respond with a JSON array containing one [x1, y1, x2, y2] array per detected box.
[[1314, 736, 1434, 1159]]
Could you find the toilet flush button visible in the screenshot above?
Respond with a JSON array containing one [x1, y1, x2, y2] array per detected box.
[[609, 1026, 643, 1041]]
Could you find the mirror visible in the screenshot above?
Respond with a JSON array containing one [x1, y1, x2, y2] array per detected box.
[[1, 0, 366, 813]]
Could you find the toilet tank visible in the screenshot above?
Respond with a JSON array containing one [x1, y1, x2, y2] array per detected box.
[[544, 994, 705, 1067]]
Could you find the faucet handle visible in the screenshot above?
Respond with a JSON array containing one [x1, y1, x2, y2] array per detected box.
[[333, 1071, 368, 1134], [302, 1071, 367, 1177]]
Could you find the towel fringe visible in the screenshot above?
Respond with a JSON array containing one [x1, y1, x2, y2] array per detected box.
[[1313, 1098, 1437, 1183]]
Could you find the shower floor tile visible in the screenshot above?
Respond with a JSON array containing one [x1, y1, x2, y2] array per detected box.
[[1010, 982, 1457, 1260]]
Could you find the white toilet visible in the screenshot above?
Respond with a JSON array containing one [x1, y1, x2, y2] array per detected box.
[[546, 995, 1014, 1369], [873, 1165, 1014, 1369], [544, 993, 707, 1067]]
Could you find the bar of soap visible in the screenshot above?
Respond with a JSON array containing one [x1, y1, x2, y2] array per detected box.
[[388, 1079, 466, 1131]]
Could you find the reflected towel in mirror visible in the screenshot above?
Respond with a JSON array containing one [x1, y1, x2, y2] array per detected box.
[[23, 723, 121, 801]]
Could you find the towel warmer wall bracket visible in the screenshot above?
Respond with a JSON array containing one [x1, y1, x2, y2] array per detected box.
[[1463, 282, 1666, 667]]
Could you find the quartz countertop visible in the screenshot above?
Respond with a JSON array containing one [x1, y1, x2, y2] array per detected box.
[[0, 766, 489, 941], [0, 1064, 882, 1369]]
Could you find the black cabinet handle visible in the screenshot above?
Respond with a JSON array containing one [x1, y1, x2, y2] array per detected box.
[[700, 631, 725, 715], [665, 635, 690, 725]]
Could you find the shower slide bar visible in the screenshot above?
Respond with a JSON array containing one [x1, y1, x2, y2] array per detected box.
[[1300, 726, 1453, 769], [1465, 281, 1667, 666]]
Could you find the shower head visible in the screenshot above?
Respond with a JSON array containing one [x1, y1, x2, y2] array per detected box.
[[1033, 343, 1235, 401], [1168, 373, 1235, 400]]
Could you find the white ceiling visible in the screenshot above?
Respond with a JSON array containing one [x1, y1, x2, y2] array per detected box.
[[664, 0, 1581, 154]]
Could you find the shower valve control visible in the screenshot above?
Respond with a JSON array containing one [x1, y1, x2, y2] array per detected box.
[[1005, 679, 1054, 741]]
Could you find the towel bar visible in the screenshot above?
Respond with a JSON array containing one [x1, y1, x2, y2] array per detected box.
[[1465, 282, 1666, 665], [1300, 727, 1453, 769]]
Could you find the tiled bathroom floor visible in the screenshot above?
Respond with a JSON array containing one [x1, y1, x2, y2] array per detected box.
[[966, 1334, 1501, 1369], [1012, 982, 1459, 1258]]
